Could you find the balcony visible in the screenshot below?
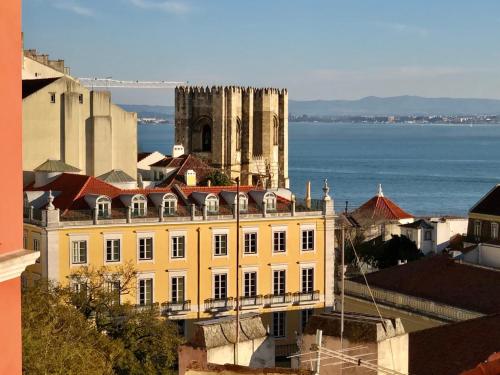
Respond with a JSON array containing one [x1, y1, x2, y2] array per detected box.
[[161, 300, 191, 315], [293, 290, 320, 304], [264, 293, 292, 306], [204, 297, 234, 312], [239, 295, 263, 308]]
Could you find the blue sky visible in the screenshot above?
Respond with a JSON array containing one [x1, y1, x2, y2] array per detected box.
[[23, 0, 500, 105]]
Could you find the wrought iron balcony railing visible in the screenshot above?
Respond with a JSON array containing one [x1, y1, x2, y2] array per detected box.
[[293, 290, 320, 304], [264, 293, 293, 306], [161, 300, 191, 314], [204, 297, 234, 311], [239, 295, 263, 307]]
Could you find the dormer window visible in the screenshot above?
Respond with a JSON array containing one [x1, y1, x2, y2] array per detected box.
[[96, 196, 111, 219], [206, 194, 219, 213], [132, 195, 147, 217], [264, 192, 277, 211], [163, 193, 177, 216], [236, 193, 248, 212]]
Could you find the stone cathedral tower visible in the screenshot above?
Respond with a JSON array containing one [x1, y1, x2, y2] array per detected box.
[[175, 86, 289, 188]]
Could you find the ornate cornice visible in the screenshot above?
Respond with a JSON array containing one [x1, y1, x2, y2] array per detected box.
[[0, 249, 39, 283]]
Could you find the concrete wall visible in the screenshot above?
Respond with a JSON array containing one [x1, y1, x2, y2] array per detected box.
[[23, 78, 137, 182], [463, 243, 500, 269], [206, 337, 275, 368], [22, 56, 64, 79]]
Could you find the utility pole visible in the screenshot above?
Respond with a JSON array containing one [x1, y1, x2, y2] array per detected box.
[[235, 177, 241, 365]]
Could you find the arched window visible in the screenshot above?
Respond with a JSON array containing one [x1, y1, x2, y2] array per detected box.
[[131, 195, 147, 217], [163, 193, 177, 216], [273, 117, 279, 146], [202, 124, 212, 152], [264, 192, 277, 211], [236, 120, 242, 151], [96, 196, 111, 218], [236, 193, 248, 212], [205, 194, 219, 213]]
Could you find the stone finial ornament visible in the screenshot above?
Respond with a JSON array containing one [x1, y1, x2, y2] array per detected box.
[[47, 190, 55, 210]]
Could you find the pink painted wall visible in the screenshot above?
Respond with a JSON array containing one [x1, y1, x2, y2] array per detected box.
[[0, 0, 23, 255], [0, 0, 24, 374]]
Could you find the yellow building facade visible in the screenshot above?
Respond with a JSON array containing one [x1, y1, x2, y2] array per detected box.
[[23, 172, 335, 351]]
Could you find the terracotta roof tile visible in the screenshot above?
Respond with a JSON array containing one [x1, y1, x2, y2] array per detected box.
[[410, 315, 500, 375], [351, 194, 413, 225], [352, 255, 500, 314]]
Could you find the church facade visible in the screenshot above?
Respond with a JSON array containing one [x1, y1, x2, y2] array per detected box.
[[175, 86, 289, 188]]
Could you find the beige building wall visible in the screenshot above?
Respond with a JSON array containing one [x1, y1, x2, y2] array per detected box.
[[22, 56, 64, 80], [23, 77, 137, 183]]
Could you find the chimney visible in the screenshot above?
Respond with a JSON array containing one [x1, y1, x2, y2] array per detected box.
[[185, 169, 196, 186], [173, 144, 185, 158]]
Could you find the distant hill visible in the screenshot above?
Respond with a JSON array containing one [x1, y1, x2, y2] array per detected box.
[[121, 96, 500, 118], [289, 96, 500, 116], [119, 104, 174, 118]]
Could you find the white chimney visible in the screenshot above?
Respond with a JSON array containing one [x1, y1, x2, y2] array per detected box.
[[185, 169, 196, 186], [172, 144, 185, 158]]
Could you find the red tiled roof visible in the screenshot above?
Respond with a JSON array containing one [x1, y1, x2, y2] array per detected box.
[[155, 154, 215, 188], [351, 194, 413, 225], [410, 315, 500, 375], [461, 353, 500, 375], [352, 255, 500, 314]]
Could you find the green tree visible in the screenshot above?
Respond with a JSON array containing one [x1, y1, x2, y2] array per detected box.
[[23, 264, 184, 374], [358, 235, 424, 269], [22, 282, 123, 375], [62, 263, 183, 374], [203, 170, 232, 186]]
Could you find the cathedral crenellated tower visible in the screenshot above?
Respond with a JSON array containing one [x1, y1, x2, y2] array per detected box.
[[175, 86, 289, 188]]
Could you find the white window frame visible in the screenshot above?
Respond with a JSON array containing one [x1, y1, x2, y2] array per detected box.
[[32, 233, 41, 252], [69, 234, 89, 266], [424, 230, 432, 241], [96, 196, 111, 218], [300, 224, 316, 252], [206, 194, 219, 213], [264, 192, 277, 211], [137, 272, 155, 306], [137, 232, 155, 262], [273, 311, 286, 338], [169, 270, 187, 303], [212, 228, 229, 258], [242, 268, 258, 297], [212, 269, 229, 300], [300, 263, 316, 293], [272, 225, 287, 254], [243, 229, 258, 255], [492, 222, 499, 240], [272, 268, 287, 296], [131, 195, 147, 217], [235, 193, 248, 212], [103, 233, 122, 264], [170, 230, 187, 260], [474, 220, 482, 237], [163, 194, 178, 216]]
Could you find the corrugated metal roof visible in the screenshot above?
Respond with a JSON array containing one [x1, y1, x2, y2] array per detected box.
[[34, 159, 81, 173], [97, 169, 136, 183]]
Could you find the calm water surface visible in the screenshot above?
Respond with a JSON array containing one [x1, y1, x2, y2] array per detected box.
[[138, 122, 500, 216]]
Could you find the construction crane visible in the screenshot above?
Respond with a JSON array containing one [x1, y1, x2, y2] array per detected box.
[[77, 77, 185, 89]]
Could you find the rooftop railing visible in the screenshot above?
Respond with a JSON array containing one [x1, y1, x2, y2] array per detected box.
[[25, 199, 327, 227]]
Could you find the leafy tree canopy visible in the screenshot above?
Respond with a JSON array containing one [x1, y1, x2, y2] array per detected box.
[[203, 170, 232, 186], [23, 263, 183, 375]]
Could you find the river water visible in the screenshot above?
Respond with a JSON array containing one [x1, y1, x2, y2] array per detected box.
[[138, 122, 500, 216]]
